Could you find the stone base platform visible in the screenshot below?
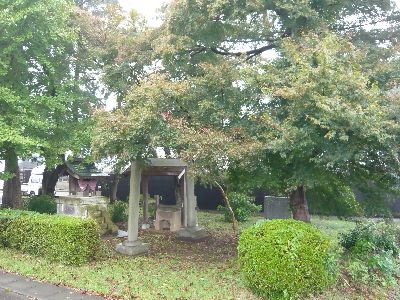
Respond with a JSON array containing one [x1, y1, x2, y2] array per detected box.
[[177, 226, 208, 241], [115, 240, 149, 256]]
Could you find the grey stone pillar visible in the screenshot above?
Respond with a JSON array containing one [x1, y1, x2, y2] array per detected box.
[[176, 174, 208, 240], [116, 161, 149, 256], [186, 176, 196, 227], [141, 175, 150, 229]]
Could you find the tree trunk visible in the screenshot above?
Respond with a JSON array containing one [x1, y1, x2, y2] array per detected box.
[[215, 182, 238, 232], [289, 185, 310, 222], [42, 164, 66, 195], [2, 150, 22, 209], [109, 175, 120, 204]]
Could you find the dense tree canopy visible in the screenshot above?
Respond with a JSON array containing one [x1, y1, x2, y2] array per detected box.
[[0, 0, 112, 206], [91, 0, 400, 221], [2, 0, 398, 219]]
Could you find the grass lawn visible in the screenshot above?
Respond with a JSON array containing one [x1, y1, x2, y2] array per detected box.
[[0, 211, 397, 299]]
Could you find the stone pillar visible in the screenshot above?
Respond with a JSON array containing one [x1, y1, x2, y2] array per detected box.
[[116, 161, 149, 256], [177, 174, 208, 240], [154, 195, 160, 208], [141, 175, 150, 229], [183, 175, 188, 227], [186, 176, 196, 227]]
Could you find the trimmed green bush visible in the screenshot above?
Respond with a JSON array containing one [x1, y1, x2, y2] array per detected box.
[[0, 209, 100, 265], [218, 192, 261, 222], [108, 200, 128, 223], [238, 219, 337, 299], [26, 195, 57, 214]]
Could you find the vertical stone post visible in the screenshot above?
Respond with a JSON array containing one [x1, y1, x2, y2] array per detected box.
[[177, 175, 208, 240], [154, 195, 160, 208], [186, 176, 197, 227], [142, 175, 150, 229], [116, 161, 149, 255]]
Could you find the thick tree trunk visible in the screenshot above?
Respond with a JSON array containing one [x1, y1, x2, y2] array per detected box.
[[109, 175, 120, 204], [289, 185, 310, 222], [215, 182, 238, 232], [2, 150, 22, 208], [41, 164, 66, 195]]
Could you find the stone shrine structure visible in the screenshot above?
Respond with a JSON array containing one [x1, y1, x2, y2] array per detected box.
[[116, 158, 208, 256], [56, 160, 117, 235]]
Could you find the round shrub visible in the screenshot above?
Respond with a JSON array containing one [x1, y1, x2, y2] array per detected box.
[[238, 219, 337, 299], [26, 195, 57, 214]]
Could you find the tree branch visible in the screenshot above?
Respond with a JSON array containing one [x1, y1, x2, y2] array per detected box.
[[210, 43, 277, 59]]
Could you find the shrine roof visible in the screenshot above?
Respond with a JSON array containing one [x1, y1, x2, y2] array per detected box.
[[66, 160, 109, 179]]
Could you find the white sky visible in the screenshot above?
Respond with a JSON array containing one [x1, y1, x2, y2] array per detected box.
[[119, 0, 171, 27], [120, 0, 400, 26]]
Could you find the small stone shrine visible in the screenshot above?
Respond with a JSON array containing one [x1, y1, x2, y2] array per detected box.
[[56, 159, 117, 234], [116, 158, 208, 256]]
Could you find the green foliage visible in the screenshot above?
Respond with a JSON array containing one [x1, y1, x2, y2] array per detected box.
[[340, 221, 399, 256], [307, 183, 363, 218], [238, 219, 337, 299], [0, 211, 397, 299], [108, 200, 128, 223], [0, 209, 100, 265], [26, 195, 57, 215], [218, 192, 260, 222], [340, 222, 400, 285]]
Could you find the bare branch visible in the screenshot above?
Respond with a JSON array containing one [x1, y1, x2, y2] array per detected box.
[[210, 43, 277, 58]]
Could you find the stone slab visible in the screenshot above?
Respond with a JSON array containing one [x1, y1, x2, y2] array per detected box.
[[0, 273, 21, 285], [177, 226, 208, 241], [264, 196, 292, 219], [4, 279, 38, 293], [0, 271, 104, 300], [0, 288, 28, 300], [22, 282, 67, 298], [115, 242, 149, 256], [49, 290, 103, 300]]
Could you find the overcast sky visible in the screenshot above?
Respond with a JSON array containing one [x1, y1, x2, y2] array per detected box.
[[119, 0, 170, 27], [120, 0, 400, 26]]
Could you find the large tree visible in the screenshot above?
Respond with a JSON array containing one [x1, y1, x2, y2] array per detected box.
[[163, 0, 400, 60], [0, 0, 110, 206], [156, 0, 400, 221], [92, 0, 400, 221], [245, 33, 399, 221], [0, 0, 79, 207]]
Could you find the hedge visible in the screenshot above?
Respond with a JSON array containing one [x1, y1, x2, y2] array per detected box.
[[0, 209, 100, 265], [238, 219, 337, 299], [26, 195, 57, 214]]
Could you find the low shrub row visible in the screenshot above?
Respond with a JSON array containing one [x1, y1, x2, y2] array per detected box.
[[26, 195, 57, 214], [0, 209, 100, 265]]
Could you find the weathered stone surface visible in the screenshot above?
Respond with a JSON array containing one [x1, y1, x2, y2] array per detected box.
[[154, 205, 181, 232], [115, 240, 149, 256], [0, 271, 104, 299], [177, 226, 208, 241], [264, 196, 292, 219], [56, 197, 118, 235]]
